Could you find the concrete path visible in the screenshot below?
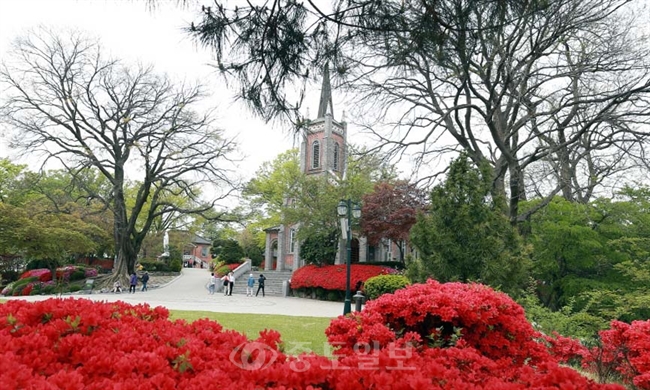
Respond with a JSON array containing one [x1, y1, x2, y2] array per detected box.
[[4, 268, 346, 318]]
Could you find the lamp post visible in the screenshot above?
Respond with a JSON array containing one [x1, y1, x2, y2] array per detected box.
[[337, 199, 361, 315]]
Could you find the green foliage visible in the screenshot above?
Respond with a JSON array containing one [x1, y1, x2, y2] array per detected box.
[[215, 265, 231, 277], [70, 269, 86, 281], [218, 240, 245, 264], [363, 274, 410, 300], [169, 258, 182, 272], [518, 286, 608, 341], [326, 291, 341, 301], [1, 270, 19, 284], [139, 261, 179, 273], [579, 289, 650, 323], [238, 227, 264, 266], [364, 261, 407, 270], [241, 146, 393, 260], [300, 230, 338, 266], [168, 245, 183, 267], [243, 149, 301, 220], [26, 259, 52, 270], [522, 191, 648, 310], [409, 154, 531, 297]]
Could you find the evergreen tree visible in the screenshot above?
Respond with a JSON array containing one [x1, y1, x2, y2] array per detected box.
[[409, 154, 530, 296]]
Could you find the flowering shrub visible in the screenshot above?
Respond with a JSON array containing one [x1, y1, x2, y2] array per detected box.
[[326, 280, 552, 365], [541, 331, 588, 366], [20, 268, 52, 282], [2, 266, 98, 296], [581, 320, 650, 389], [0, 297, 622, 389], [291, 264, 395, 291], [84, 268, 98, 278]]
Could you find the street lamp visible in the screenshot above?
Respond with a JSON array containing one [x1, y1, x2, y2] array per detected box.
[[337, 199, 361, 315]]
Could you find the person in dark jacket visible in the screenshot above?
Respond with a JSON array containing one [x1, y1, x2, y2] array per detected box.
[[255, 274, 266, 297], [129, 273, 137, 294], [141, 271, 150, 292]]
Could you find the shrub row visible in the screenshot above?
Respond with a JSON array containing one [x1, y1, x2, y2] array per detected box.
[[139, 260, 182, 273], [0, 283, 627, 389], [291, 264, 397, 291]]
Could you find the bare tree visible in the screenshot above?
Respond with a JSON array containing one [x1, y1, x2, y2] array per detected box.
[[187, 0, 650, 225], [0, 29, 239, 284]]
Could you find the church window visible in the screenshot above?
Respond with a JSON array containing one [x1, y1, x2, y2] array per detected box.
[[333, 142, 340, 170], [312, 141, 320, 168], [289, 228, 297, 253]]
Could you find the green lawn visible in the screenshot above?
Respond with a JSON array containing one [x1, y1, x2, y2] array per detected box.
[[170, 310, 333, 356]]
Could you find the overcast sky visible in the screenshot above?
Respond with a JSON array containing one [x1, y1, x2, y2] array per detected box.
[[0, 0, 320, 180]]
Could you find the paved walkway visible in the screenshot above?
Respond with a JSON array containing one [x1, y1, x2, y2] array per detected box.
[[4, 268, 346, 318]]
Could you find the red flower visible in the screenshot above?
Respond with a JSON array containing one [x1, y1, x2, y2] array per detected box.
[[291, 264, 394, 291]]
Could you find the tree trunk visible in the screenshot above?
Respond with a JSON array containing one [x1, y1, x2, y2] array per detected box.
[[508, 159, 527, 224]]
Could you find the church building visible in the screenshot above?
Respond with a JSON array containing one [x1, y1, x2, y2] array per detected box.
[[262, 66, 404, 272]]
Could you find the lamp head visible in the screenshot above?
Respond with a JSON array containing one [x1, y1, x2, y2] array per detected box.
[[352, 203, 361, 219], [337, 199, 347, 217]]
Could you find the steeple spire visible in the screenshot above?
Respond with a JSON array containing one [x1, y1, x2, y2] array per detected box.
[[317, 63, 334, 119]]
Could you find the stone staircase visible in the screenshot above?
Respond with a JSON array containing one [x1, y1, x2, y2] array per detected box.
[[230, 270, 294, 297]]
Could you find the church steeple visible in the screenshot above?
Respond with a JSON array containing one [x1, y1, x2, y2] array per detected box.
[[299, 63, 346, 178], [317, 63, 334, 119]]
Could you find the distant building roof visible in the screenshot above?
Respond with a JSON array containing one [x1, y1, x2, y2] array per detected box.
[[192, 234, 211, 245]]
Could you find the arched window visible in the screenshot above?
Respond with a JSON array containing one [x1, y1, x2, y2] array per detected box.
[[333, 142, 340, 171], [312, 140, 320, 168]]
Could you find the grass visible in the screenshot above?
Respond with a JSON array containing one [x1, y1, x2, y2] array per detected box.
[[169, 310, 334, 356]]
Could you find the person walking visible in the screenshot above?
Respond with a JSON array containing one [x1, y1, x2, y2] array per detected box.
[[208, 272, 217, 295], [227, 272, 235, 296], [221, 274, 229, 296], [255, 274, 266, 297], [246, 273, 255, 297], [129, 273, 137, 294], [141, 271, 150, 292]]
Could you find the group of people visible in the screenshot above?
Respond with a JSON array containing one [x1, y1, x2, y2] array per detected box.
[[111, 271, 150, 293], [208, 272, 266, 297]]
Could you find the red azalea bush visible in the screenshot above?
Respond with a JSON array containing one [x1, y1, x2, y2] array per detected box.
[[291, 264, 395, 291], [19, 266, 89, 283], [581, 320, 650, 389], [20, 268, 52, 282], [0, 297, 623, 389], [326, 280, 552, 365]]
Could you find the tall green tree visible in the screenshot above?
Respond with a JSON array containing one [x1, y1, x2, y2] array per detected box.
[[0, 30, 239, 285], [524, 186, 650, 317], [0, 158, 28, 205], [409, 155, 530, 296]]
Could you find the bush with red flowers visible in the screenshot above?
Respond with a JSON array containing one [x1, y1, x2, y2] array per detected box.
[[580, 319, 650, 389], [1, 295, 623, 389], [19, 268, 52, 282], [291, 264, 396, 291], [325, 279, 551, 365]]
